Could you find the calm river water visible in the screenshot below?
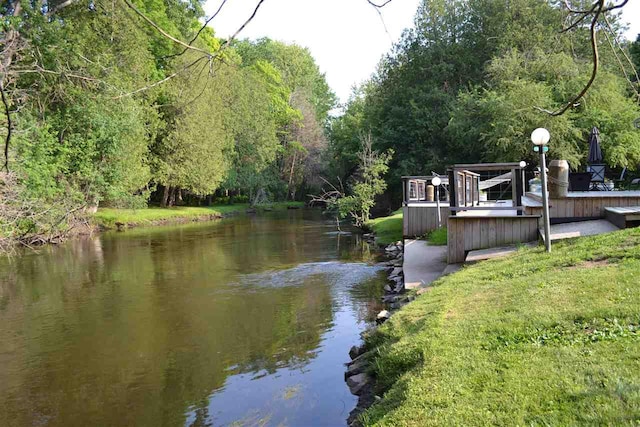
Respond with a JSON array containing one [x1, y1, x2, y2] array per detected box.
[[0, 209, 386, 426]]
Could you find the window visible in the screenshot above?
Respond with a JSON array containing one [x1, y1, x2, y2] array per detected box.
[[457, 173, 465, 206], [409, 181, 417, 200], [417, 181, 426, 200]]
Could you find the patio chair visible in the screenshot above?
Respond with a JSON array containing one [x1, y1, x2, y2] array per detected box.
[[569, 172, 591, 191], [587, 164, 607, 190]]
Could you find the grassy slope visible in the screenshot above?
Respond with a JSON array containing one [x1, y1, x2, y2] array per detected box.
[[368, 209, 447, 246], [93, 202, 303, 228], [368, 209, 403, 245], [362, 227, 640, 426]]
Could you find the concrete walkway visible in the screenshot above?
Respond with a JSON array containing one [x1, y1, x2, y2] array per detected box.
[[544, 219, 619, 242], [403, 239, 448, 290]]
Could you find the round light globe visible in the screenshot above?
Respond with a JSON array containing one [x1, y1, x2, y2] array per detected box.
[[519, 161, 527, 168], [531, 128, 550, 146], [432, 176, 442, 186]]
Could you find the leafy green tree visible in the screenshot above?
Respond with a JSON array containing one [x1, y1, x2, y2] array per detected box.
[[223, 66, 281, 202], [631, 34, 640, 77], [234, 38, 336, 123], [328, 87, 370, 182], [448, 48, 640, 169], [336, 134, 393, 228]]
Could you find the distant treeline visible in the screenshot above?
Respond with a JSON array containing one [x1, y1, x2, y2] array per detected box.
[[1, 0, 336, 211]]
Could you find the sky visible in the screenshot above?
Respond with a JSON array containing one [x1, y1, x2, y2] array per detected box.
[[204, 0, 640, 105]]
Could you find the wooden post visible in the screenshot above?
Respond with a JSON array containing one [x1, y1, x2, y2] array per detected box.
[[514, 168, 524, 216], [402, 178, 407, 206], [448, 169, 457, 215]]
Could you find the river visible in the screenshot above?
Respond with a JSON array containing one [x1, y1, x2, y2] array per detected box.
[[0, 209, 386, 426]]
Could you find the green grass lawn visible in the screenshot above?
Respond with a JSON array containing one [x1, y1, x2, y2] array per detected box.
[[92, 202, 303, 229], [368, 209, 403, 245], [361, 227, 640, 426], [425, 226, 447, 245]]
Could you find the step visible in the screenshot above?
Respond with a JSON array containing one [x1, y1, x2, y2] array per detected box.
[[465, 243, 536, 264], [540, 219, 619, 243], [521, 195, 542, 208], [604, 206, 640, 229]]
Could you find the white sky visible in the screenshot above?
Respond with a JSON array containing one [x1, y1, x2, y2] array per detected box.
[[204, 0, 640, 105]]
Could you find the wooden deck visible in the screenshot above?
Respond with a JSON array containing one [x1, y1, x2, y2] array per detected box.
[[447, 215, 540, 263], [523, 191, 640, 222]]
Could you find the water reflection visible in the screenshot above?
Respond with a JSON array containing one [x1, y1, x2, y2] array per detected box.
[[0, 210, 385, 426]]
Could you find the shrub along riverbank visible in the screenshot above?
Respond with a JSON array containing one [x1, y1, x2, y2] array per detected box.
[[92, 202, 304, 230], [360, 227, 640, 426]]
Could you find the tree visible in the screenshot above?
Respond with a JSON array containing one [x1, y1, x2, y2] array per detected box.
[[332, 0, 640, 208], [336, 133, 393, 228], [631, 34, 640, 78]]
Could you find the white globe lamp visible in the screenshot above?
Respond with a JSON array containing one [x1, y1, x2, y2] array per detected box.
[[531, 128, 550, 146]]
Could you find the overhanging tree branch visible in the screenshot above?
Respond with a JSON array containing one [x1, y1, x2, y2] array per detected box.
[[164, 0, 230, 60], [220, 0, 267, 49], [114, 55, 208, 99], [119, 0, 268, 97], [1, 83, 11, 172], [538, 0, 628, 116], [366, 0, 393, 8], [122, 0, 213, 57]]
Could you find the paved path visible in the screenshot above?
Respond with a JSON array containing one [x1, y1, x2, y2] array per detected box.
[[403, 239, 448, 290], [545, 219, 619, 242]]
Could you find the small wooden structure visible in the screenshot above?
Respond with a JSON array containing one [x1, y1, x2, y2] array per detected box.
[[402, 176, 450, 237]]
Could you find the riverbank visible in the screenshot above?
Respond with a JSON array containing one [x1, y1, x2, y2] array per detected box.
[[367, 209, 447, 246], [367, 210, 403, 245], [92, 202, 304, 230], [355, 227, 640, 425]]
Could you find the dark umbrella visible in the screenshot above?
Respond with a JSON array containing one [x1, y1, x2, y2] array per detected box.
[[587, 126, 603, 164]]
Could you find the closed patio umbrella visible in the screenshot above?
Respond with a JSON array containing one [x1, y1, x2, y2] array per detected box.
[[587, 126, 603, 164]]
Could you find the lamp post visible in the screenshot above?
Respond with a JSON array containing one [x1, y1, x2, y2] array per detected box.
[[432, 175, 442, 227], [531, 128, 551, 252], [519, 161, 527, 212]]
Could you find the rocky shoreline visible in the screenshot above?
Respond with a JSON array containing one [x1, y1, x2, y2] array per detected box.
[[345, 239, 414, 426]]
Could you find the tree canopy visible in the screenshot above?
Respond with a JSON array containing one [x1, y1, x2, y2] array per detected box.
[[329, 0, 640, 203]]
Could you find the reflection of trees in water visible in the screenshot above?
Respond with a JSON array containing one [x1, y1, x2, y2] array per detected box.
[[0, 213, 349, 427], [347, 272, 386, 325]]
